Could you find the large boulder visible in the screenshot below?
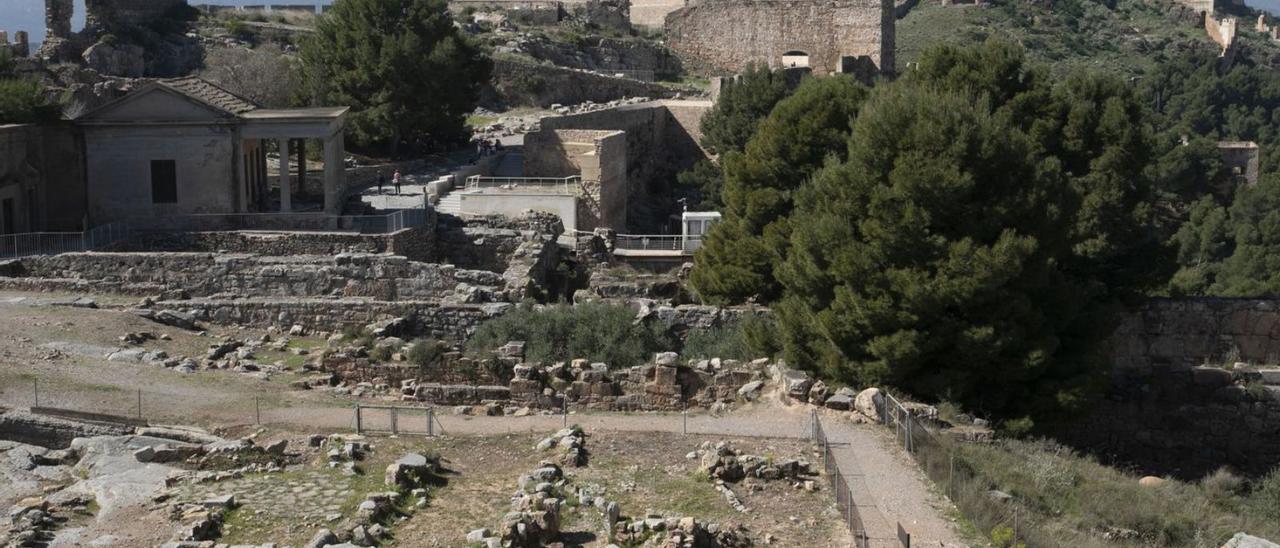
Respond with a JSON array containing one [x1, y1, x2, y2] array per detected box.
[[1222, 533, 1280, 548], [824, 393, 853, 411], [782, 370, 812, 402], [854, 388, 883, 422], [385, 453, 435, 488], [82, 41, 145, 77]]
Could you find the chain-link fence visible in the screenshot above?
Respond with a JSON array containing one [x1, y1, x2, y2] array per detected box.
[[880, 391, 1032, 547], [811, 411, 872, 548]]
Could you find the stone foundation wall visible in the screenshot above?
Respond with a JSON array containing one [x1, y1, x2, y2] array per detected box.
[[111, 225, 435, 261], [154, 298, 509, 340], [0, 251, 502, 301], [1059, 297, 1280, 477], [1108, 298, 1280, 375]]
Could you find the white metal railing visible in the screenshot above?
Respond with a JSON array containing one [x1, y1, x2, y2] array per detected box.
[[0, 221, 131, 260], [464, 175, 581, 194], [613, 234, 704, 253]]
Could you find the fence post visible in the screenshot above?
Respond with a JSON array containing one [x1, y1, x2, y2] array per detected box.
[[355, 404, 362, 434], [949, 451, 955, 500], [428, 407, 434, 436], [32, 378, 38, 408], [390, 406, 398, 435]]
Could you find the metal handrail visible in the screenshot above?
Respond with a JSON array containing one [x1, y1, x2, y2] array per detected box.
[[464, 175, 582, 193], [613, 234, 704, 252], [0, 221, 131, 260]]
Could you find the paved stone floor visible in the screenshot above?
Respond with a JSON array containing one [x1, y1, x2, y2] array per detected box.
[[179, 468, 355, 522]]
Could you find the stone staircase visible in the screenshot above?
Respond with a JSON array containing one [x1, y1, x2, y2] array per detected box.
[[436, 192, 463, 215]]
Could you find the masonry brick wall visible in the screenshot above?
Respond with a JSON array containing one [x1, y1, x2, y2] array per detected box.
[[663, 0, 895, 76]]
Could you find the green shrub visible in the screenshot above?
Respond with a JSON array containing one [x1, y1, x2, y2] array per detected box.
[[1201, 467, 1245, 502], [681, 316, 777, 361], [408, 338, 446, 370], [0, 79, 59, 124], [947, 438, 1280, 547], [466, 302, 673, 367], [370, 345, 394, 362], [1251, 467, 1280, 522]]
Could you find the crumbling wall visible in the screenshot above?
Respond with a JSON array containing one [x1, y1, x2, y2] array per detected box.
[[1205, 14, 1237, 57], [1218, 141, 1259, 186], [153, 298, 507, 340], [0, 31, 31, 58], [663, 0, 895, 76]]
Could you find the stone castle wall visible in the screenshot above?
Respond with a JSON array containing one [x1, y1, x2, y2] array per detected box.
[[664, 0, 894, 76]]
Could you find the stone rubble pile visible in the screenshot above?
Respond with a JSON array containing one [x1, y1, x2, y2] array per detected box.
[[535, 425, 589, 467], [611, 512, 754, 548], [692, 441, 816, 484]]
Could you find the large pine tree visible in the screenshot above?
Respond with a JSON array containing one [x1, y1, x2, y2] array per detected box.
[[301, 0, 490, 155]]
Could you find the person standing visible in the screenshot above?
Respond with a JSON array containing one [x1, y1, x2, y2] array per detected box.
[[377, 171, 385, 194], [393, 169, 402, 194]]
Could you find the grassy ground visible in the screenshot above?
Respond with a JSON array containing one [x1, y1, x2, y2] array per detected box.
[[941, 437, 1280, 547]]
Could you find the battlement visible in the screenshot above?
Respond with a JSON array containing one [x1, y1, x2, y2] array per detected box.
[[0, 30, 31, 58]]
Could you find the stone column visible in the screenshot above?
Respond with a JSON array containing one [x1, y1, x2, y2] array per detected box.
[[14, 32, 29, 58], [295, 138, 307, 199], [322, 133, 345, 215], [45, 0, 73, 40], [278, 138, 291, 213]]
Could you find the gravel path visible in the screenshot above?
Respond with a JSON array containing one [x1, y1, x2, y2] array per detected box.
[[821, 416, 965, 547]]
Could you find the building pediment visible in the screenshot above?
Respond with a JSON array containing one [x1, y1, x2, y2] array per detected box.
[[76, 79, 259, 125]]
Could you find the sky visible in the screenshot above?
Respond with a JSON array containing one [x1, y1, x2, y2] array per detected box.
[[1, 0, 332, 48]]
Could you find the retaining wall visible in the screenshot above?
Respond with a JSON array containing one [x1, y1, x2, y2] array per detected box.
[[0, 251, 503, 301]]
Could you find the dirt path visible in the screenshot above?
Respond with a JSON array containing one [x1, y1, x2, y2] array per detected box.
[[0, 295, 965, 546]]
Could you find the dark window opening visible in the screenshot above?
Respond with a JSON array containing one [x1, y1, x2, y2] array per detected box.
[[1, 199, 14, 235], [151, 160, 178, 204]]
